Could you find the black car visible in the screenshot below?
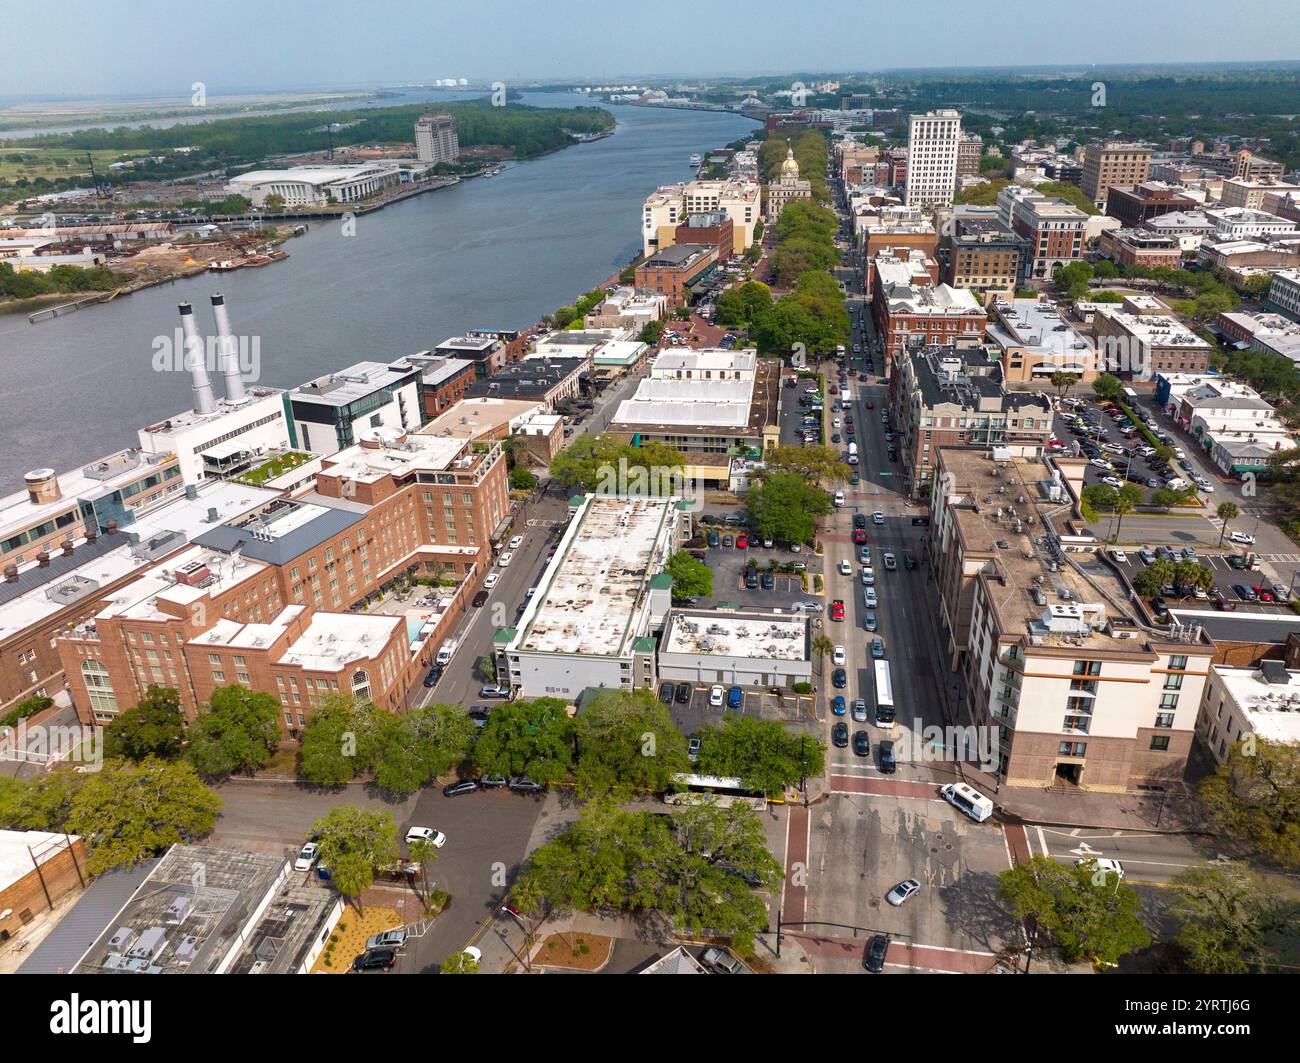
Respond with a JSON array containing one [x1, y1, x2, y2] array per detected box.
[[674, 682, 692, 704], [760, 569, 775, 590], [508, 776, 545, 794], [351, 947, 397, 972], [832, 722, 849, 748], [902, 553, 916, 570], [658, 682, 674, 704], [832, 667, 846, 689], [472, 590, 489, 608], [422, 666, 442, 688], [853, 513, 867, 529], [442, 779, 480, 797], [744, 568, 759, 589], [878, 740, 896, 774], [863, 934, 889, 973], [852, 730, 870, 757], [467, 706, 491, 727]]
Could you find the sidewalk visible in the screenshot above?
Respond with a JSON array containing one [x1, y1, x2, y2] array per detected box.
[[994, 785, 1202, 834]]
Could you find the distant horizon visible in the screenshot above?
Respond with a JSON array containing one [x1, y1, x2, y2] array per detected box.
[[7, 0, 1299, 98], [4, 57, 1300, 108]]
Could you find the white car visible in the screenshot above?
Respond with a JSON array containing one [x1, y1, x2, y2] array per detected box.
[[1228, 531, 1255, 545], [483, 572, 500, 590], [861, 565, 872, 585], [833, 491, 845, 507], [864, 588, 878, 608], [498, 551, 514, 567], [293, 842, 318, 872], [709, 685, 725, 707], [508, 534, 524, 550], [872, 511, 885, 525], [832, 645, 846, 666], [1075, 857, 1125, 882], [1110, 549, 1129, 564], [1089, 458, 1113, 471], [1102, 476, 1124, 489], [405, 827, 447, 848], [838, 559, 852, 575]]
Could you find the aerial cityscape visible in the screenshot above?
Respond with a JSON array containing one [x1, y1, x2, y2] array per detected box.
[[1, 0, 1298, 1020]]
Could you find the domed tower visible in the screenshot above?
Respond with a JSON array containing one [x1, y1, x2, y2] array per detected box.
[[781, 145, 800, 179]]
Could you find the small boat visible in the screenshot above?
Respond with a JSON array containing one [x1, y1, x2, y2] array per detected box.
[[690, 153, 702, 166]]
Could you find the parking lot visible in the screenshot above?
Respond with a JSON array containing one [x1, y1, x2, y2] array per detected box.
[[803, 791, 1018, 961], [1103, 544, 1294, 610], [664, 682, 819, 736]]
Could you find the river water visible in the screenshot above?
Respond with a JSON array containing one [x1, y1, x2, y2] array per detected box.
[[0, 93, 755, 485]]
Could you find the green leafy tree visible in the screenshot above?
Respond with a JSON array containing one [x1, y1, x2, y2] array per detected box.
[[549, 435, 685, 494], [638, 319, 665, 345], [1197, 740, 1300, 870], [298, 693, 381, 786], [472, 697, 574, 783], [1049, 372, 1079, 402], [370, 703, 477, 795], [510, 466, 538, 491], [1170, 862, 1299, 973], [441, 950, 480, 973], [310, 805, 400, 901], [761, 443, 851, 487], [103, 685, 185, 762], [998, 855, 1151, 966], [185, 685, 281, 778], [1216, 501, 1240, 547], [695, 715, 825, 796], [747, 470, 833, 546], [1091, 374, 1123, 402], [1133, 558, 1175, 597], [68, 758, 222, 874], [573, 688, 690, 794], [664, 549, 713, 599]]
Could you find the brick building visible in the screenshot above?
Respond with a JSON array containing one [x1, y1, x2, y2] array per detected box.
[[634, 244, 718, 310]]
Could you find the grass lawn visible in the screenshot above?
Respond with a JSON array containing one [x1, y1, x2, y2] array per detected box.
[[0, 147, 120, 184], [235, 451, 312, 486]]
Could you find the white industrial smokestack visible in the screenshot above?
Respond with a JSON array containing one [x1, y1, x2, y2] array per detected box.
[[210, 292, 247, 404], [178, 302, 217, 415]]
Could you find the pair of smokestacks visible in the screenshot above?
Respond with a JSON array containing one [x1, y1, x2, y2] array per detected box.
[[178, 293, 247, 416]]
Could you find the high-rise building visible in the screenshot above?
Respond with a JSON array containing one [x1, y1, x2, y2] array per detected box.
[[415, 110, 459, 165], [1081, 141, 1152, 211], [956, 133, 983, 182], [905, 109, 961, 209]]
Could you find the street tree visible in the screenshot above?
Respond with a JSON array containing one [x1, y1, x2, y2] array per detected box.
[[1109, 483, 1145, 542], [746, 470, 832, 546], [1216, 501, 1240, 547], [1133, 558, 1175, 597], [1049, 372, 1079, 402], [310, 805, 400, 902], [472, 697, 575, 784], [185, 685, 281, 778], [1170, 862, 1299, 973], [664, 549, 713, 599], [760, 444, 851, 487], [103, 684, 185, 762], [407, 837, 440, 908], [695, 715, 825, 796], [298, 694, 381, 786], [1197, 739, 1300, 871], [998, 855, 1151, 966], [370, 703, 477, 795], [441, 950, 480, 973], [573, 688, 690, 794], [810, 633, 835, 674], [68, 757, 222, 874], [1091, 374, 1123, 402]]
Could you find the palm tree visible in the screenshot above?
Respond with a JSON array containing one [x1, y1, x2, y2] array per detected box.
[[407, 838, 439, 910], [1049, 372, 1078, 404], [811, 633, 835, 675], [1216, 501, 1240, 548], [1110, 484, 1143, 543]]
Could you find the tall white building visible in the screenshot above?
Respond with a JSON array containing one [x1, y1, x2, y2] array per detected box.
[[415, 111, 459, 165], [905, 109, 961, 210]]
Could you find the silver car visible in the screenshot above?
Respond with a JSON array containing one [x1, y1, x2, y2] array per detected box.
[[886, 879, 920, 906]]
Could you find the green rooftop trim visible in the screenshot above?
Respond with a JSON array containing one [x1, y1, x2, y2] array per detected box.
[[492, 627, 516, 645], [633, 636, 658, 653], [648, 573, 673, 589], [568, 494, 586, 508], [674, 498, 693, 510]]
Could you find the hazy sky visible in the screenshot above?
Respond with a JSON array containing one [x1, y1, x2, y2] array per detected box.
[[7, 0, 1299, 98]]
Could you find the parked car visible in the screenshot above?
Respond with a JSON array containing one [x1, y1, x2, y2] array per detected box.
[[442, 779, 480, 798], [831, 695, 847, 716], [508, 534, 524, 550], [405, 827, 446, 847], [871, 637, 884, 659], [658, 682, 673, 704], [709, 685, 725, 707], [851, 698, 868, 723], [366, 928, 408, 951], [293, 842, 318, 872], [479, 684, 509, 699], [727, 685, 743, 709], [507, 777, 545, 793], [351, 948, 397, 972], [674, 682, 692, 704], [878, 740, 896, 774], [864, 611, 878, 632], [832, 722, 849, 747], [832, 667, 847, 689], [830, 599, 845, 621], [1233, 584, 1258, 602], [687, 737, 701, 762], [852, 730, 870, 757]]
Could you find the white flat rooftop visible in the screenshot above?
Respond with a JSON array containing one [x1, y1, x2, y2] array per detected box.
[[0, 481, 277, 644], [613, 378, 752, 428], [652, 348, 756, 375], [515, 496, 676, 657], [277, 611, 404, 671], [1214, 665, 1300, 746], [92, 544, 269, 624], [662, 611, 808, 661], [294, 361, 414, 407], [321, 432, 471, 484], [139, 388, 284, 435], [0, 831, 79, 894]]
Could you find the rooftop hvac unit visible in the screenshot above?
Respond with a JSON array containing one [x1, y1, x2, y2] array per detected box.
[[107, 926, 138, 955]]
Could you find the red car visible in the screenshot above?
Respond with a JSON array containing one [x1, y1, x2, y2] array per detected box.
[[852, 528, 867, 545], [736, 534, 748, 549], [1253, 585, 1275, 602], [865, 399, 874, 409], [830, 599, 845, 622]]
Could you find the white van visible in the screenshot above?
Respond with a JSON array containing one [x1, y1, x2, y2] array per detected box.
[[435, 638, 460, 668], [847, 442, 858, 458], [940, 783, 993, 822], [840, 388, 851, 404]]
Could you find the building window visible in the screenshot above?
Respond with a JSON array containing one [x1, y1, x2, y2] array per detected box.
[[1150, 735, 1171, 751], [1072, 660, 1101, 677], [351, 669, 371, 701], [1155, 712, 1176, 728]]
